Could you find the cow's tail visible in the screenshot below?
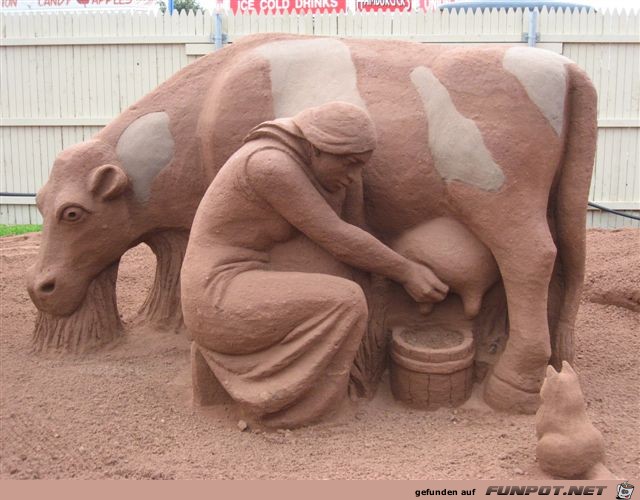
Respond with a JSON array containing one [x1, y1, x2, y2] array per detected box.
[[549, 63, 598, 368]]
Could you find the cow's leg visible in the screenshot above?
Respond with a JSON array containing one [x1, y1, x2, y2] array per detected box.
[[135, 229, 189, 334], [483, 221, 556, 414]]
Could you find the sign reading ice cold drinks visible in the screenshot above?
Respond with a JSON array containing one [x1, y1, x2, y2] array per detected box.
[[230, 0, 346, 13]]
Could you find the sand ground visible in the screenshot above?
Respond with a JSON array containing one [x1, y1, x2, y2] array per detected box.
[[0, 229, 638, 479]]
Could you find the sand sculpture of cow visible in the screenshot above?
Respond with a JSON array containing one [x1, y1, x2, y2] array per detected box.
[[26, 33, 597, 414]]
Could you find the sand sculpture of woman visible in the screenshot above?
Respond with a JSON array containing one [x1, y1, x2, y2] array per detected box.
[[181, 101, 448, 428]]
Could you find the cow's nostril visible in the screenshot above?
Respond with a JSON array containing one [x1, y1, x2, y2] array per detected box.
[[39, 280, 55, 294]]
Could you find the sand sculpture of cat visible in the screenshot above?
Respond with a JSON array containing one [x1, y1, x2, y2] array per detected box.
[[536, 361, 613, 479]]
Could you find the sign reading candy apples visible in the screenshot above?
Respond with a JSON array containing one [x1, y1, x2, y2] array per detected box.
[[1, 0, 156, 10]]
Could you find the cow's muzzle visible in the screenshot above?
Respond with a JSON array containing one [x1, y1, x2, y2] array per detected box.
[[26, 265, 83, 316]]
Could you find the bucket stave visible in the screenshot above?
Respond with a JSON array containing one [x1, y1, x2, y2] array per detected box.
[[390, 326, 475, 409]]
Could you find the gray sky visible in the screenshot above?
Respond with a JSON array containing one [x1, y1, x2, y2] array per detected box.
[[587, 0, 639, 10]]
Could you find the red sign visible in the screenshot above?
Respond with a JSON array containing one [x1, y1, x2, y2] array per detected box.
[[354, 0, 411, 12], [230, 0, 346, 13], [1, 0, 156, 10]]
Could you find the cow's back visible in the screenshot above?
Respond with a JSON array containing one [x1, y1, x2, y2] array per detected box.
[[198, 35, 571, 237]]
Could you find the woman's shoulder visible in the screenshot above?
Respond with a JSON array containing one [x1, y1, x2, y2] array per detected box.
[[244, 146, 302, 179]]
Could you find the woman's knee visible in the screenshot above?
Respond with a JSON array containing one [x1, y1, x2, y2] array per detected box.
[[335, 279, 368, 317]]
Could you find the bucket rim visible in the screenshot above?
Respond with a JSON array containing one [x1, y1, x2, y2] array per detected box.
[[391, 326, 474, 363]]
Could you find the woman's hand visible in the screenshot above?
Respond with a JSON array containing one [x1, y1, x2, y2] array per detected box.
[[401, 261, 449, 307]]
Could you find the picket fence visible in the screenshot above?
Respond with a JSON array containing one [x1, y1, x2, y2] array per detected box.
[[0, 8, 638, 227]]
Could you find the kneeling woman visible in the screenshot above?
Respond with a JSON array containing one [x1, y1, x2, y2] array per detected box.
[[181, 102, 447, 428]]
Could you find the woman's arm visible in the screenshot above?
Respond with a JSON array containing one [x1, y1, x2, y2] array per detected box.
[[342, 174, 368, 229], [246, 152, 448, 303]]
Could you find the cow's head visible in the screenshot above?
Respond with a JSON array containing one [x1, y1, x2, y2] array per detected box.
[[26, 140, 134, 315], [27, 111, 176, 316]]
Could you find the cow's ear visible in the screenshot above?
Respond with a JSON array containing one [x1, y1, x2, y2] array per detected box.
[[561, 360, 576, 375], [89, 164, 129, 201]]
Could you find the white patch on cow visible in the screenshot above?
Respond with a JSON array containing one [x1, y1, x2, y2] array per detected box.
[[503, 47, 568, 136], [254, 39, 366, 117], [116, 112, 175, 202], [410, 66, 505, 192]]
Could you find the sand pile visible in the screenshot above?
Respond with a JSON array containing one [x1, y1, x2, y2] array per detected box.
[[583, 229, 640, 312], [0, 229, 638, 479]]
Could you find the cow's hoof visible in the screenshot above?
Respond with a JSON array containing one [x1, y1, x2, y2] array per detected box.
[[483, 373, 540, 414]]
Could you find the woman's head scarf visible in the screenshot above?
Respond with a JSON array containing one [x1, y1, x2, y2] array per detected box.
[[292, 102, 377, 155]]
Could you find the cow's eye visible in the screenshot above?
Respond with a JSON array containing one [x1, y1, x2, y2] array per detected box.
[[60, 206, 86, 223]]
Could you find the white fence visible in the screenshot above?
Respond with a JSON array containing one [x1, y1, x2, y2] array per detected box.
[[1, 8, 639, 227]]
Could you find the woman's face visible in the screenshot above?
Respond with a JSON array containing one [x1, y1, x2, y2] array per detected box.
[[309, 149, 372, 192]]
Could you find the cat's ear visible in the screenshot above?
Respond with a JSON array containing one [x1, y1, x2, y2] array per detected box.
[[561, 360, 576, 375], [546, 365, 558, 378]]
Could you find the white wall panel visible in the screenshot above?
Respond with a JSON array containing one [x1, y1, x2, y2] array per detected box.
[[1, 9, 638, 227]]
